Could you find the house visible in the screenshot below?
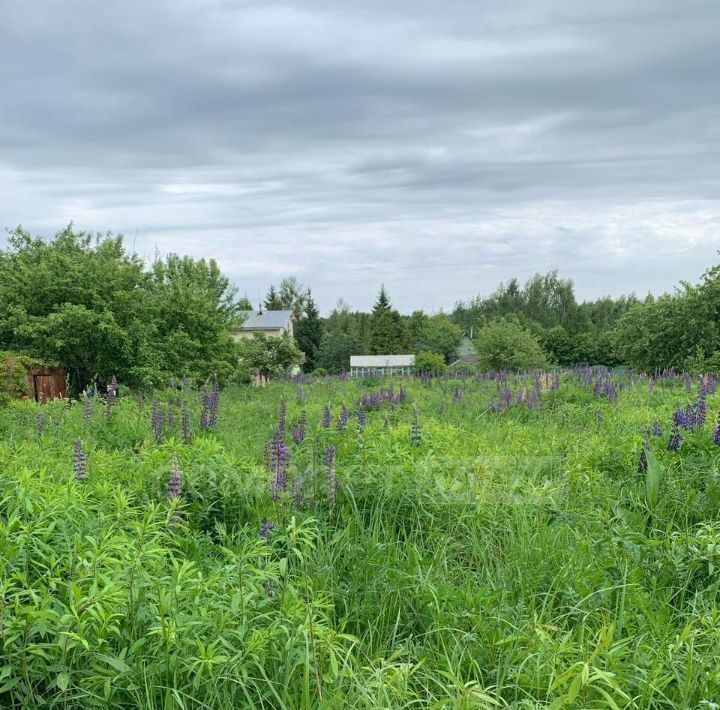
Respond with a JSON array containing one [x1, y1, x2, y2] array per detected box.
[[231, 310, 295, 341], [449, 333, 478, 369], [350, 354, 415, 378]]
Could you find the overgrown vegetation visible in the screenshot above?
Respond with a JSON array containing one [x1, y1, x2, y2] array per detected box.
[[2, 369, 720, 707]]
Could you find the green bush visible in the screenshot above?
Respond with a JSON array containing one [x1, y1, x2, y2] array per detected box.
[[413, 350, 446, 374], [475, 316, 549, 371]]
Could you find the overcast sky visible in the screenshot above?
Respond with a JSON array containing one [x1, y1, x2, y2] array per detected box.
[[1, 0, 719, 313]]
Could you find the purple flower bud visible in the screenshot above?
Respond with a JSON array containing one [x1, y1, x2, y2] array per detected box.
[[323, 405, 331, 428], [259, 520, 274, 539]]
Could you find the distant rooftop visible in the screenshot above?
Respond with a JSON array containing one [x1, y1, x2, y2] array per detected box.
[[237, 310, 293, 330]]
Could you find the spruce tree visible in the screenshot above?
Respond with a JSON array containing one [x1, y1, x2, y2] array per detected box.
[[295, 290, 323, 372], [264, 285, 284, 310], [370, 285, 407, 354]]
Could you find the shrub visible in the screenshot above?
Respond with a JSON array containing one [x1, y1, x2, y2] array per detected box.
[[475, 316, 549, 371], [413, 350, 446, 374]]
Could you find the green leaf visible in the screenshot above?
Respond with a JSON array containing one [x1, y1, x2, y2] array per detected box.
[[57, 672, 70, 692], [645, 448, 665, 511]]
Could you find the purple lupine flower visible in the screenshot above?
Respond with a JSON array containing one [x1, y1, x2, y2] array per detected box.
[[337, 404, 349, 432], [323, 405, 331, 428], [410, 410, 422, 446], [83, 394, 92, 425], [73, 440, 88, 481], [296, 384, 304, 403], [683, 373, 692, 392], [182, 403, 191, 442], [357, 407, 366, 431], [697, 397, 707, 427], [649, 420, 664, 437], [292, 410, 307, 443], [259, 520, 274, 540], [151, 400, 164, 440], [166, 458, 183, 500], [200, 383, 220, 430], [278, 398, 287, 434], [713, 420, 720, 446], [700, 375, 717, 396], [325, 445, 337, 510], [268, 430, 289, 499], [667, 428, 683, 452], [637, 447, 648, 474]]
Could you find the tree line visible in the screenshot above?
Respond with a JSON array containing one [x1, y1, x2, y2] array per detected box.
[[1, 226, 717, 390]]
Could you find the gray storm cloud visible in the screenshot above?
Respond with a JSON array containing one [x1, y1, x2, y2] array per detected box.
[[1, 0, 719, 311]]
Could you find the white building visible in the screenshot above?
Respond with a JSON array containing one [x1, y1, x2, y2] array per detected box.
[[349, 354, 415, 377], [231, 310, 294, 341]]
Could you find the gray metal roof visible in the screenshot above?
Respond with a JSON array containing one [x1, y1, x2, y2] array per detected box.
[[237, 310, 293, 330]]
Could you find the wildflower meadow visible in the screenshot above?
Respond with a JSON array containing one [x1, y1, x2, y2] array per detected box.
[[2, 369, 720, 708]]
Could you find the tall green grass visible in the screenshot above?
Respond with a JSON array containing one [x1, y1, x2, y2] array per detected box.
[[1, 373, 719, 707]]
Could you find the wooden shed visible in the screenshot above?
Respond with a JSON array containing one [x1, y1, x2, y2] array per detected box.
[[0, 353, 67, 403]]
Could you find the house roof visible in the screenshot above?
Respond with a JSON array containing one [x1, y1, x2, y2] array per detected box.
[[350, 354, 415, 368], [237, 310, 293, 330]]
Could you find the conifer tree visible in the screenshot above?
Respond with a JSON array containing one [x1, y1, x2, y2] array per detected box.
[[295, 290, 323, 371], [369, 285, 407, 354]]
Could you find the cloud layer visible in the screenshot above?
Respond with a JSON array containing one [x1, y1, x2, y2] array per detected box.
[[2, 0, 719, 311]]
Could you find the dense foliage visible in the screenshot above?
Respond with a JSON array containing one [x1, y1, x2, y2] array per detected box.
[[612, 264, 720, 373], [235, 332, 303, 381], [475, 317, 549, 371], [2, 369, 720, 707], [0, 227, 241, 391]]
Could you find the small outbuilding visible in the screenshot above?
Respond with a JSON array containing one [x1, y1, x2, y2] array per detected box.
[[349, 354, 415, 378], [0, 353, 67, 403]]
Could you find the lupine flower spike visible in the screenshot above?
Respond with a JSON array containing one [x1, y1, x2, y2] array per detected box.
[[410, 410, 422, 447], [167, 457, 183, 500], [73, 440, 88, 481]]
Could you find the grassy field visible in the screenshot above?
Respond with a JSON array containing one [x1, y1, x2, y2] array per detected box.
[[1, 371, 719, 708]]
